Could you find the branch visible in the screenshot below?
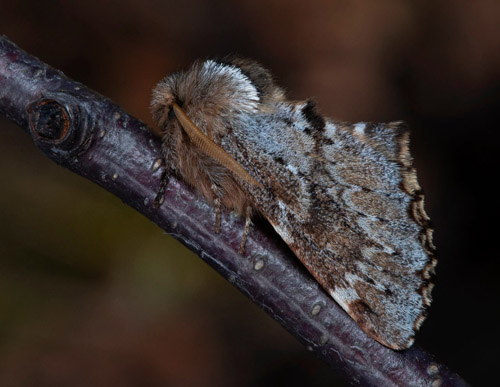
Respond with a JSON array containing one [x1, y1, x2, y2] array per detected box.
[[0, 36, 468, 386]]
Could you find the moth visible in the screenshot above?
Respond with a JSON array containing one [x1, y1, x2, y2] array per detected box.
[[150, 58, 437, 350]]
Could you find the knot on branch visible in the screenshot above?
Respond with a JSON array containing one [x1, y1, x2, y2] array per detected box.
[[27, 95, 92, 158], [29, 99, 70, 141]]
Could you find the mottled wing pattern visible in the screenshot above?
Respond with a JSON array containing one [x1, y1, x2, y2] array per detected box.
[[221, 101, 437, 349]]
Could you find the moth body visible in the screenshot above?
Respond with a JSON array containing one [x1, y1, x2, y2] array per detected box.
[[151, 58, 437, 350], [151, 59, 284, 215]]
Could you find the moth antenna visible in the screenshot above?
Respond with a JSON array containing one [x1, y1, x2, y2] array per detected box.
[[172, 103, 264, 188]]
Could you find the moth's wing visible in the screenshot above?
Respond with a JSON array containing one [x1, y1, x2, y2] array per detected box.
[[223, 102, 436, 349]]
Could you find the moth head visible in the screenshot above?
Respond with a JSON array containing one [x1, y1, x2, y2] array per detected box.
[[151, 59, 285, 136]]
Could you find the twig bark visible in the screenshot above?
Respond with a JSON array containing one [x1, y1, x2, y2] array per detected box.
[[0, 36, 468, 386]]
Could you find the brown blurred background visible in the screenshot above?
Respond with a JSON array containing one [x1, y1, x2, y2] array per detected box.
[[1, 1, 499, 385]]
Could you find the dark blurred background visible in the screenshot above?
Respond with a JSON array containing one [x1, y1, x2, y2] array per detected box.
[[1, 1, 499, 385]]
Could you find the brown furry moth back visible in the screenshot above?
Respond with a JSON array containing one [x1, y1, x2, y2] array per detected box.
[[150, 58, 437, 350]]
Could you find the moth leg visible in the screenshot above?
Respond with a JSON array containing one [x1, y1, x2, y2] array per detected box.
[[211, 183, 222, 233], [154, 162, 170, 208], [238, 205, 253, 254]]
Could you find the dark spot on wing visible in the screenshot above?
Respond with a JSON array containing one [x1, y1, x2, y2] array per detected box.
[[273, 156, 285, 165], [301, 100, 325, 132]]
